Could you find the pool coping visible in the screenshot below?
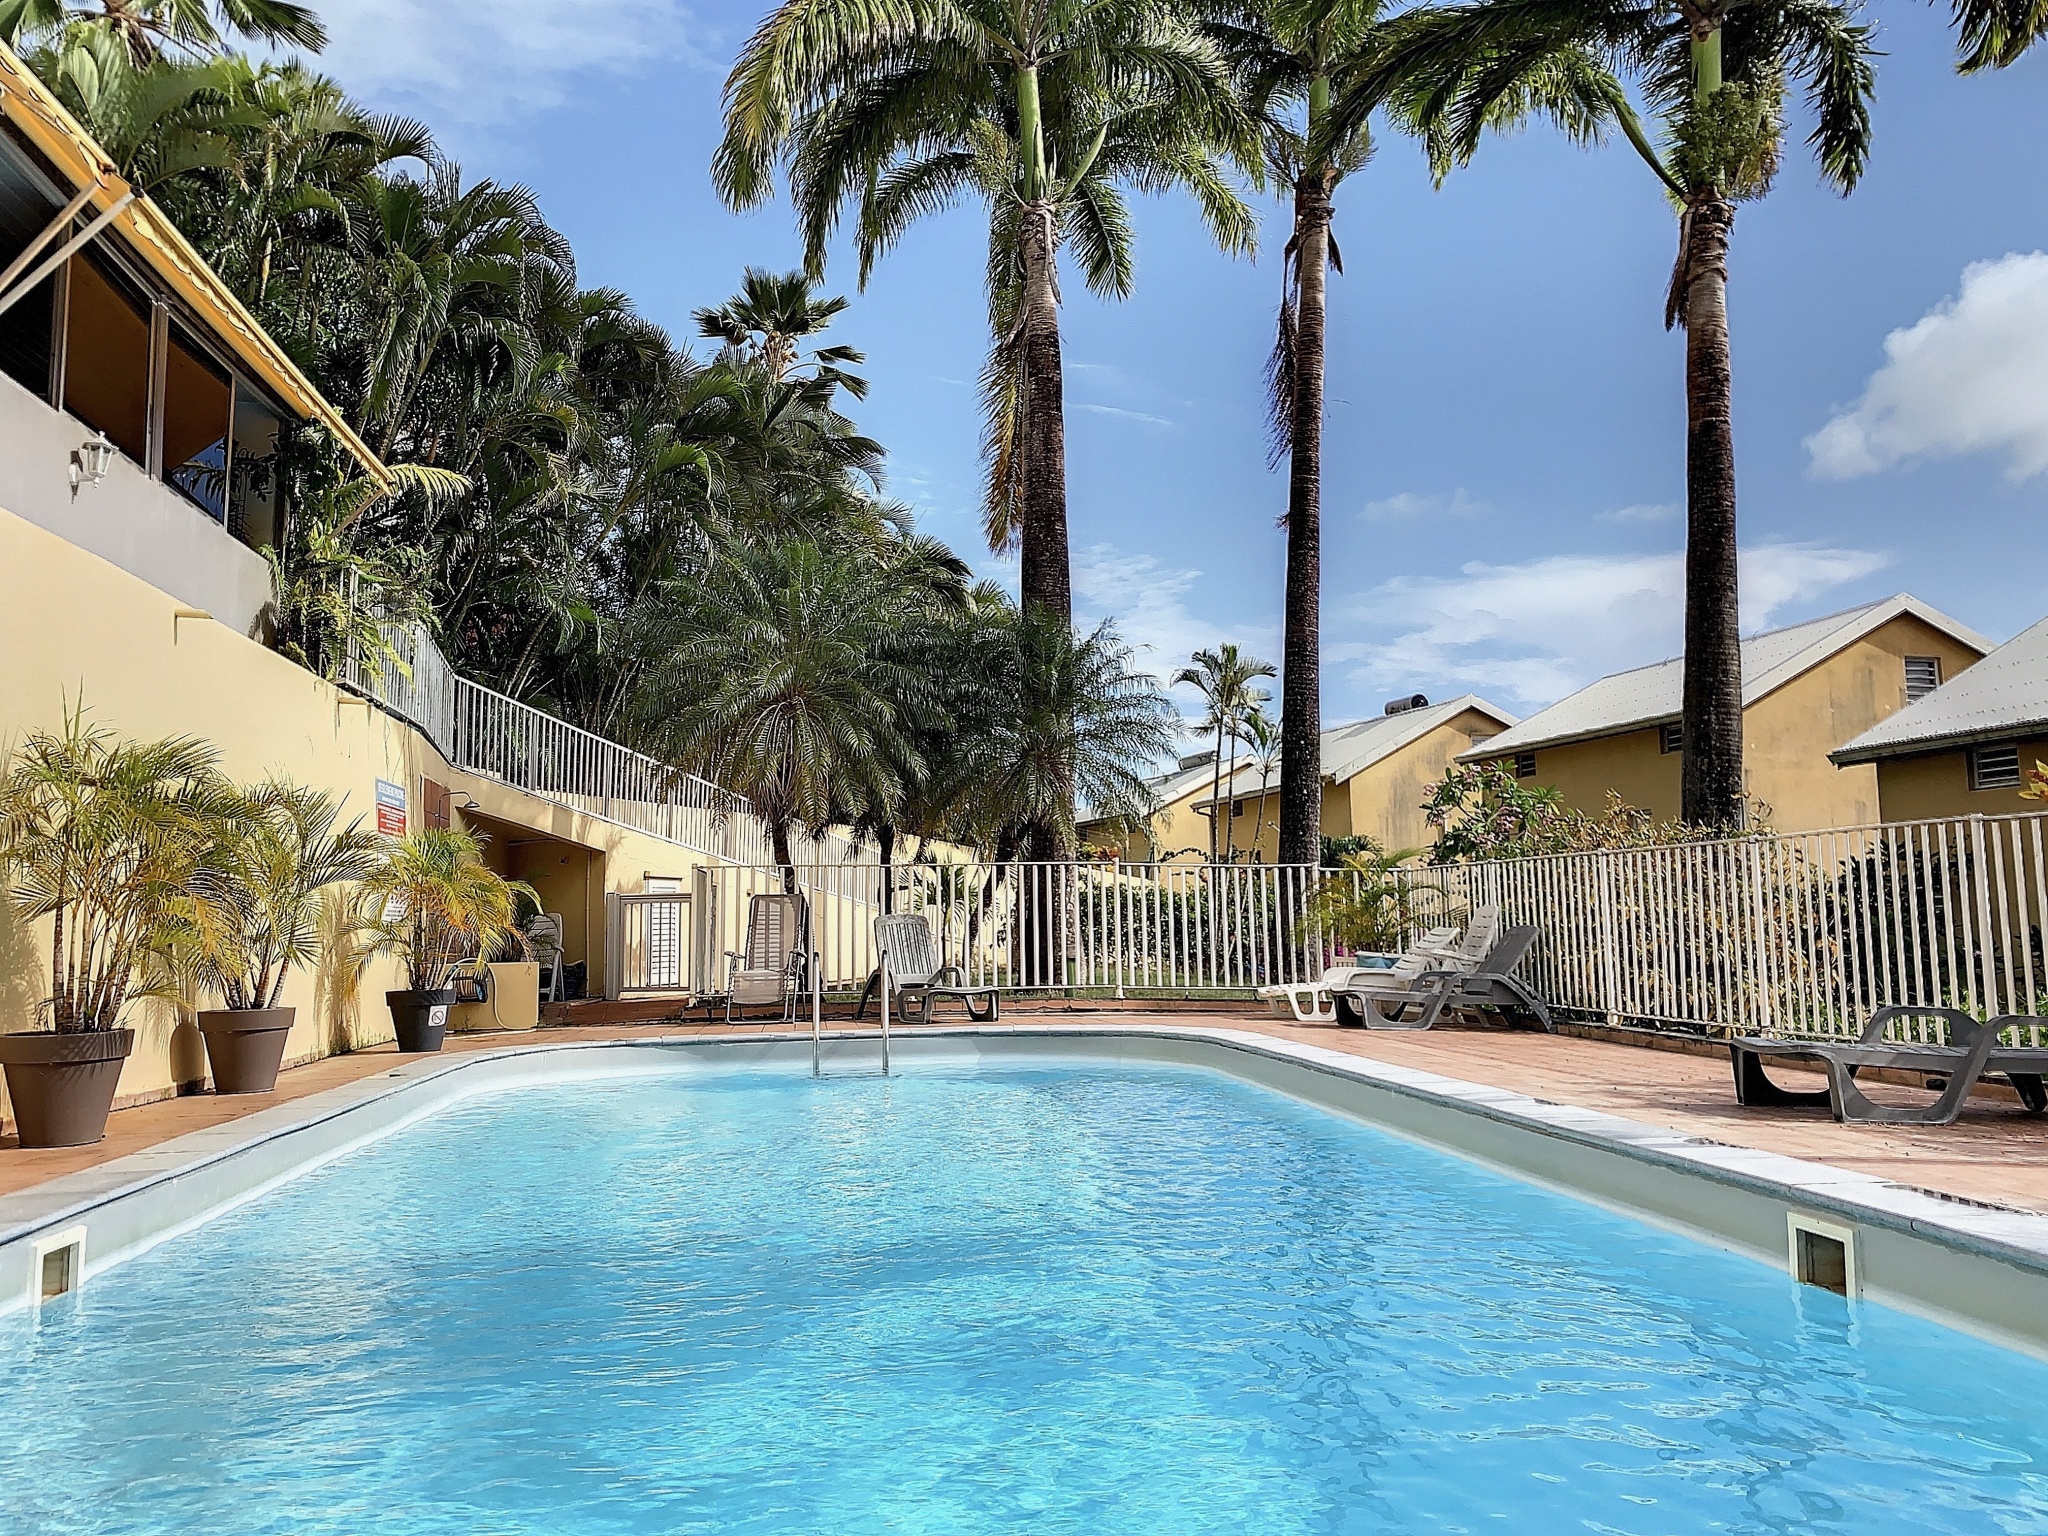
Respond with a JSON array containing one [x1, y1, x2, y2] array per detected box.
[[6, 1024, 2048, 1352]]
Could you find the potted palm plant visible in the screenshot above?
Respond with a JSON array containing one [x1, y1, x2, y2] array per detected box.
[[187, 782, 380, 1094], [0, 714, 226, 1147], [361, 827, 531, 1053]]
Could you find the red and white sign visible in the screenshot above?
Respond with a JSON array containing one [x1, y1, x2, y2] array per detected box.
[[375, 778, 407, 837]]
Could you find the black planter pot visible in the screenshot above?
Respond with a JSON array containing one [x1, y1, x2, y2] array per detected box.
[[386, 989, 455, 1053], [196, 1007, 295, 1094], [0, 1029, 135, 1147]]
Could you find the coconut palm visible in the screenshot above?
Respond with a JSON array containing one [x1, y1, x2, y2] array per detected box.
[[714, 0, 1257, 623], [1208, 0, 1393, 866], [0, 0, 324, 68], [1173, 644, 1276, 862], [1947, 0, 2048, 67], [694, 267, 868, 397], [1342, 0, 1874, 827], [1243, 705, 1282, 861]]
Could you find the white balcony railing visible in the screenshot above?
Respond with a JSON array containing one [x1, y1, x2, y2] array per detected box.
[[339, 620, 872, 867]]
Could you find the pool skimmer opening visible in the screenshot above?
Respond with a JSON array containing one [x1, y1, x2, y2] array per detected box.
[[1788, 1214, 1858, 1297], [29, 1226, 86, 1310]]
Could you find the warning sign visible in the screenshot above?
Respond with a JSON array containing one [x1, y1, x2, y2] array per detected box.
[[375, 778, 407, 837]]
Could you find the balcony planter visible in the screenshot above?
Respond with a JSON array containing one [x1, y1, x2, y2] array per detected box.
[[196, 1008, 295, 1094], [0, 1030, 135, 1148], [386, 989, 455, 1053]]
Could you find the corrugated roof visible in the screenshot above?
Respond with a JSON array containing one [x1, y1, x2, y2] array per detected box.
[[0, 43, 389, 484], [1460, 594, 1992, 760], [1833, 613, 2048, 764], [1197, 694, 1517, 804]]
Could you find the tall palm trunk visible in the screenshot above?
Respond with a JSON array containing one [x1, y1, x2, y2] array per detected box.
[[1677, 194, 1742, 827], [771, 817, 796, 893], [1223, 730, 1241, 862], [1209, 724, 1226, 862], [1018, 200, 1071, 623], [1279, 166, 1332, 869]]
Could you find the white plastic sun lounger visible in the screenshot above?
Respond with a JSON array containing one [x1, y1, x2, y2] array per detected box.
[[1258, 927, 1459, 1024]]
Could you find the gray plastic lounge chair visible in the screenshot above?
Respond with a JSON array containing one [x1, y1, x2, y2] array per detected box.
[[1351, 925, 1552, 1032], [876, 913, 999, 1023], [1333, 907, 1501, 1027], [1260, 926, 1459, 1024], [717, 892, 807, 1023], [1729, 1005, 2048, 1125]]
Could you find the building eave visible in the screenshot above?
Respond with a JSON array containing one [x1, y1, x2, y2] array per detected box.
[[0, 45, 390, 486]]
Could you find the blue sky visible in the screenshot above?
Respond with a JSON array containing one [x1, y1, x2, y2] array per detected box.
[[315, 0, 2048, 728]]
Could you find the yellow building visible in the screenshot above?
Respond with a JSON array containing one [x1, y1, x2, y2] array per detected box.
[[1090, 695, 1516, 864], [1079, 753, 1224, 864], [0, 48, 797, 1126], [1832, 612, 2048, 823], [1458, 595, 1990, 832]]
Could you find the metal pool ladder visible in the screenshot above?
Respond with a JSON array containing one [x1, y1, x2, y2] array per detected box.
[[809, 948, 890, 1078]]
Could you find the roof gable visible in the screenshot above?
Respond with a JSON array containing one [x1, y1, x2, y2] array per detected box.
[[1199, 695, 1516, 803], [1834, 613, 2048, 763], [1460, 595, 1991, 760]]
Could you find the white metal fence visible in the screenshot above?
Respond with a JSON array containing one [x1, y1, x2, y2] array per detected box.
[[697, 811, 2048, 1041], [339, 621, 873, 867]]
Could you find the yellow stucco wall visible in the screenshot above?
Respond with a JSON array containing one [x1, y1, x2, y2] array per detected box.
[[1873, 739, 2048, 823], [1123, 711, 1500, 863], [0, 506, 719, 1126], [1495, 616, 1984, 832]]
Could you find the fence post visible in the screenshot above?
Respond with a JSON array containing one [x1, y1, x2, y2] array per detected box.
[[1597, 851, 1621, 1025]]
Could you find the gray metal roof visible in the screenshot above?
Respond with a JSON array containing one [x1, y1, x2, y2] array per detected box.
[[1833, 613, 2048, 764], [1459, 594, 1992, 761], [1197, 694, 1517, 803]]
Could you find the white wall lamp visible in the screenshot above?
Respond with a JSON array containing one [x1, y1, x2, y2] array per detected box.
[[68, 431, 114, 499]]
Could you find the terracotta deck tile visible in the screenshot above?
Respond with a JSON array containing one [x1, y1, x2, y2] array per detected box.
[[7, 1012, 2048, 1216]]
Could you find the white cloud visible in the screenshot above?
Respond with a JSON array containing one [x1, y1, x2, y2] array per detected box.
[[1808, 252, 2048, 481], [1077, 403, 1174, 428], [1362, 488, 1486, 522], [1073, 544, 1278, 728], [312, 0, 701, 126], [1597, 502, 1677, 524], [1334, 542, 1892, 713]]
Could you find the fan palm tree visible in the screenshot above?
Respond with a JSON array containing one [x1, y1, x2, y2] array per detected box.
[[714, 0, 1257, 623], [693, 267, 868, 397], [1173, 643, 1276, 862], [1208, 0, 1390, 866], [1342, 0, 1874, 827]]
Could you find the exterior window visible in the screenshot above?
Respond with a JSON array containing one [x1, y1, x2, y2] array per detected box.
[[163, 320, 232, 520], [1231, 799, 1246, 818], [0, 142, 60, 402], [1904, 656, 1942, 703], [1659, 722, 1684, 755], [229, 384, 282, 550], [1971, 744, 2021, 791], [62, 253, 151, 464], [1512, 752, 1537, 779]]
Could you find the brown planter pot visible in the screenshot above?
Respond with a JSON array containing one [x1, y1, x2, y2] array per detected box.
[[387, 989, 455, 1053], [0, 1029, 135, 1148], [196, 1008, 295, 1095]]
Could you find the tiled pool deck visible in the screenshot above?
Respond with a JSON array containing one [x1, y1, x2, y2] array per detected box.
[[6, 1011, 2048, 1213]]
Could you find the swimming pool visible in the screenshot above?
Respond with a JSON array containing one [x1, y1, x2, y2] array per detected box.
[[5, 1059, 2047, 1534]]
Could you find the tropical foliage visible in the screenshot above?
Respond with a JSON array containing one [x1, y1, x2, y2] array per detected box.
[[357, 827, 533, 994]]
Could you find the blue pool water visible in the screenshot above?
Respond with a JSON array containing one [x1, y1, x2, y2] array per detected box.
[[5, 1061, 2048, 1534]]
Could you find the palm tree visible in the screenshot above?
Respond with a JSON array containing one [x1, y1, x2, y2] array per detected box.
[[1345, 0, 1874, 827], [636, 540, 929, 883], [1210, 0, 1389, 866], [1243, 705, 1281, 861], [1173, 644, 1276, 862], [714, 0, 1256, 622], [0, 0, 324, 68], [1946, 0, 2048, 67], [693, 267, 868, 397]]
